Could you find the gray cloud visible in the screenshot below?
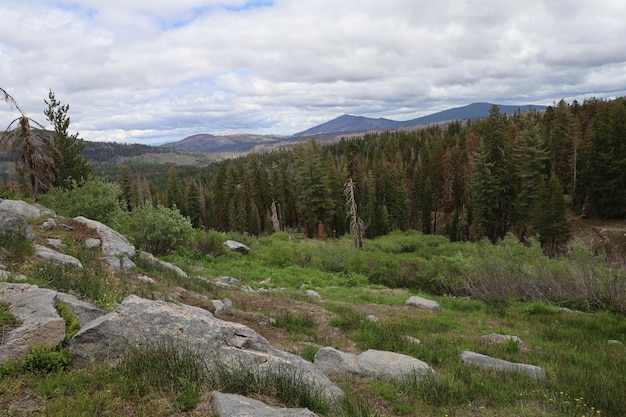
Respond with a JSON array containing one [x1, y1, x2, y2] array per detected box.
[[1, 0, 625, 144]]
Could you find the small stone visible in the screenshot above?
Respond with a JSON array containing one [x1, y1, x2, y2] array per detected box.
[[405, 295, 440, 312]]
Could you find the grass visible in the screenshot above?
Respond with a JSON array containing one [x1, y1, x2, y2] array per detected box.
[[2, 226, 626, 416]]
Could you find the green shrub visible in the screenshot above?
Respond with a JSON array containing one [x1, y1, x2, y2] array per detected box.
[[39, 179, 125, 225], [192, 229, 227, 257], [126, 205, 194, 255]]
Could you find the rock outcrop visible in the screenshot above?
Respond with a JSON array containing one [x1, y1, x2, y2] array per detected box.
[[212, 391, 319, 417], [73, 216, 136, 270], [137, 250, 187, 279], [459, 350, 545, 380], [68, 295, 344, 403], [223, 240, 250, 254], [0, 283, 65, 363], [405, 295, 441, 312], [34, 244, 83, 270], [0, 199, 54, 219], [314, 346, 434, 382], [0, 208, 35, 241]]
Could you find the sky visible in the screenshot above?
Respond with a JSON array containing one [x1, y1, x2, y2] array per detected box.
[[1, 0, 625, 145]]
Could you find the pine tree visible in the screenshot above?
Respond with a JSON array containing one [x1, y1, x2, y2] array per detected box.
[[583, 98, 626, 218], [43, 90, 91, 188], [118, 165, 134, 211], [534, 173, 571, 256], [293, 139, 335, 238], [166, 166, 185, 211]]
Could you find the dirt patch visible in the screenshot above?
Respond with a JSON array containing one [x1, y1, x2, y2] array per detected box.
[[219, 290, 358, 353]]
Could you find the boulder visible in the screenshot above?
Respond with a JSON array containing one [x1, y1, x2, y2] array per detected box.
[[0, 283, 65, 363], [73, 216, 135, 270], [34, 244, 83, 270], [68, 295, 343, 404], [459, 350, 545, 380], [313, 346, 361, 374], [314, 347, 433, 382], [39, 218, 57, 231], [137, 250, 187, 279], [212, 391, 318, 417], [0, 200, 54, 219], [223, 240, 250, 254], [404, 295, 440, 312], [56, 293, 106, 328], [0, 209, 34, 240]]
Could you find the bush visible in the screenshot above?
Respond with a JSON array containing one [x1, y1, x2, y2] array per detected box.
[[39, 179, 124, 225], [127, 205, 194, 255]]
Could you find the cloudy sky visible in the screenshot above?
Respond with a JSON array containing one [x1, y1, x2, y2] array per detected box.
[[1, 0, 625, 145]]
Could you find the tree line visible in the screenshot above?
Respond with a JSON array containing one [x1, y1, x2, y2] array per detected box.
[[116, 97, 625, 255], [2, 88, 625, 255]]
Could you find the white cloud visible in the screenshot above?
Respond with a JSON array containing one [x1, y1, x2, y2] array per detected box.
[[1, 0, 625, 144]]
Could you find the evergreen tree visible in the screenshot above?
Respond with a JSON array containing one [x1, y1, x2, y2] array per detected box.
[[43, 90, 91, 188], [583, 98, 626, 218], [166, 166, 185, 211], [185, 177, 203, 228], [534, 173, 571, 256], [514, 117, 549, 239], [293, 139, 335, 238], [118, 165, 134, 211]]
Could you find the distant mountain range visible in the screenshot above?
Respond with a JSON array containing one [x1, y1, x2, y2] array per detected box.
[[161, 102, 547, 154]]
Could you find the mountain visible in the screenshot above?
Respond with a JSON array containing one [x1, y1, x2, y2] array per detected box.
[[160, 133, 287, 154], [400, 102, 546, 128], [295, 102, 547, 136], [161, 102, 548, 154], [294, 114, 404, 136]]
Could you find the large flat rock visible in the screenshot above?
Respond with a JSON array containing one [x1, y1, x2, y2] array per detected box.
[[0, 283, 65, 363], [68, 295, 343, 403]]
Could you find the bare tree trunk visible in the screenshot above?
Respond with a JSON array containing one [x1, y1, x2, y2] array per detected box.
[[344, 178, 364, 249]]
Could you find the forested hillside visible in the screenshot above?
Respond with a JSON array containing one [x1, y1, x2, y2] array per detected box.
[[118, 97, 625, 255]]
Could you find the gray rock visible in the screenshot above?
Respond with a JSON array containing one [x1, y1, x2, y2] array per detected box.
[[74, 216, 135, 269], [459, 350, 545, 380], [46, 238, 67, 249], [0, 270, 27, 281], [34, 244, 83, 270], [366, 315, 379, 322], [68, 295, 343, 403], [313, 347, 361, 374], [223, 240, 250, 254], [39, 218, 57, 231], [608, 340, 623, 345], [212, 391, 319, 417], [0, 283, 65, 363], [56, 293, 106, 328], [136, 274, 156, 284], [215, 276, 241, 286], [405, 295, 441, 312], [0, 200, 53, 218], [314, 347, 433, 382], [85, 238, 101, 249], [212, 299, 227, 315], [404, 335, 421, 346], [137, 250, 187, 279], [0, 209, 34, 240]]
